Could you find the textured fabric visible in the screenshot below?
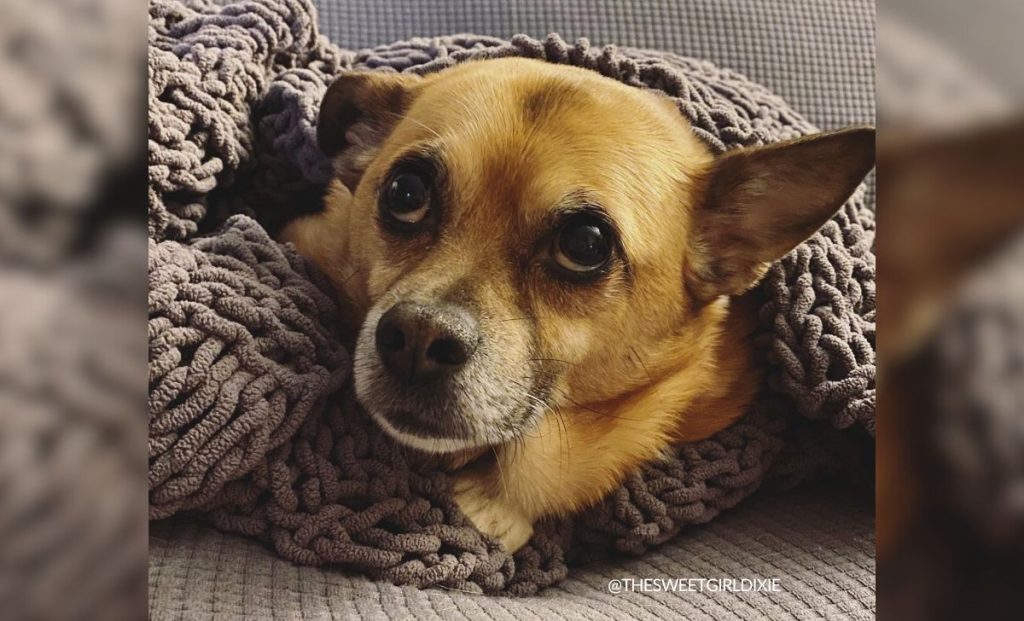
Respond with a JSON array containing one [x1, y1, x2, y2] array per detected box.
[[148, 0, 875, 596], [1, 247, 146, 621], [149, 483, 876, 620], [148, 217, 349, 519]]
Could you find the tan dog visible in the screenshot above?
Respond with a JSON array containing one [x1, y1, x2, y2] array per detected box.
[[283, 58, 875, 552]]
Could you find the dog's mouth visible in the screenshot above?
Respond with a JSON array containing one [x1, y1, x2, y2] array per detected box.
[[353, 347, 553, 455], [365, 405, 511, 453], [360, 389, 544, 454]]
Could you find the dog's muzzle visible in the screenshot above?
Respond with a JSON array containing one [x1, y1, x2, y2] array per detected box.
[[355, 298, 545, 453]]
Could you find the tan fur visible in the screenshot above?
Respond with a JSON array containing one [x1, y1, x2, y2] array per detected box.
[[452, 294, 760, 550], [283, 58, 874, 551]]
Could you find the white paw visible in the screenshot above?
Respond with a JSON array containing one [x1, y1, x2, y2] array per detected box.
[[453, 475, 534, 553]]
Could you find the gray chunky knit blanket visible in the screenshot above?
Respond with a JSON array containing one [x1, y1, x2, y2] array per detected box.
[[148, 0, 875, 594]]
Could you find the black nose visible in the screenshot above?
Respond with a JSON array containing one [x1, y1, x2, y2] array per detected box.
[[374, 302, 480, 384]]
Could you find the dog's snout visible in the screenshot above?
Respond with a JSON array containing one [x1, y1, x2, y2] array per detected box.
[[375, 302, 480, 384]]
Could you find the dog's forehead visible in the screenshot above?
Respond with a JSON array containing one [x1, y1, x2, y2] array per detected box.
[[409, 68, 682, 204], [442, 118, 642, 232], [386, 60, 712, 257]]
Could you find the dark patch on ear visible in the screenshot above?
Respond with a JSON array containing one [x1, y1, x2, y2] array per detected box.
[[686, 126, 876, 302], [522, 80, 583, 124], [317, 72, 420, 188], [317, 76, 358, 157], [317, 72, 415, 156]]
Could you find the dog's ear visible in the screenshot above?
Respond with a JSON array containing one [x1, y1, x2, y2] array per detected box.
[[317, 71, 422, 188], [685, 126, 875, 302]]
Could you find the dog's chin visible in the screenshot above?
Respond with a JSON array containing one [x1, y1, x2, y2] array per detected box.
[[353, 365, 528, 454], [354, 374, 540, 455], [364, 406, 491, 454]]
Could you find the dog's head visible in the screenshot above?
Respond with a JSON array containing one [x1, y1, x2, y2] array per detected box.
[[313, 58, 874, 453]]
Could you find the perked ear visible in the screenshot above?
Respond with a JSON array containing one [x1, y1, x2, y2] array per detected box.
[[317, 71, 422, 188], [685, 126, 876, 302]]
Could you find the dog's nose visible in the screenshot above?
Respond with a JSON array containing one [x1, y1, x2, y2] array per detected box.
[[374, 302, 480, 384]]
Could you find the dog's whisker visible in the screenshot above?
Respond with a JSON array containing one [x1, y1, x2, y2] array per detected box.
[[630, 346, 655, 383], [511, 377, 570, 470], [506, 391, 544, 448], [552, 400, 570, 472], [490, 445, 510, 501], [503, 426, 524, 465], [515, 429, 526, 464], [551, 385, 647, 423], [335, 265, 361, 287], [380, 109, 443, 140], [529, 357, 576, 367]]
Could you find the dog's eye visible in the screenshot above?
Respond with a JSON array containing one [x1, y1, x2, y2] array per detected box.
[[553, 213, 613, 273], [385, 172, 430, 224]]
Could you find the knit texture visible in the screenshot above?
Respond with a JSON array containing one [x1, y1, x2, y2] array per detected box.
[[148, 0, 875, 594]]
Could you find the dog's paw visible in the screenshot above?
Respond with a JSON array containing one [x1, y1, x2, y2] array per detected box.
[[453, 475, 534, 553]]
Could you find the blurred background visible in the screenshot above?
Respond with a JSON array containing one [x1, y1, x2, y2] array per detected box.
[[877, 1, 1024, 620], [0, 0, 1022, 619], [0, 0, 146, 619]]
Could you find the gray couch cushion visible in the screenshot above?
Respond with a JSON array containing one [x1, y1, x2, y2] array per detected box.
[[150, 483, 875, 620]]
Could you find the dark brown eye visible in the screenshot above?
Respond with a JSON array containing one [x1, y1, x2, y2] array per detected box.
[[553, 212, 613, 273], [385, 172, 429, 224]]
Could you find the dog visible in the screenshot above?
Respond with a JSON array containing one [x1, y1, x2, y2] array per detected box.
[[282, 57, 875, 552]]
